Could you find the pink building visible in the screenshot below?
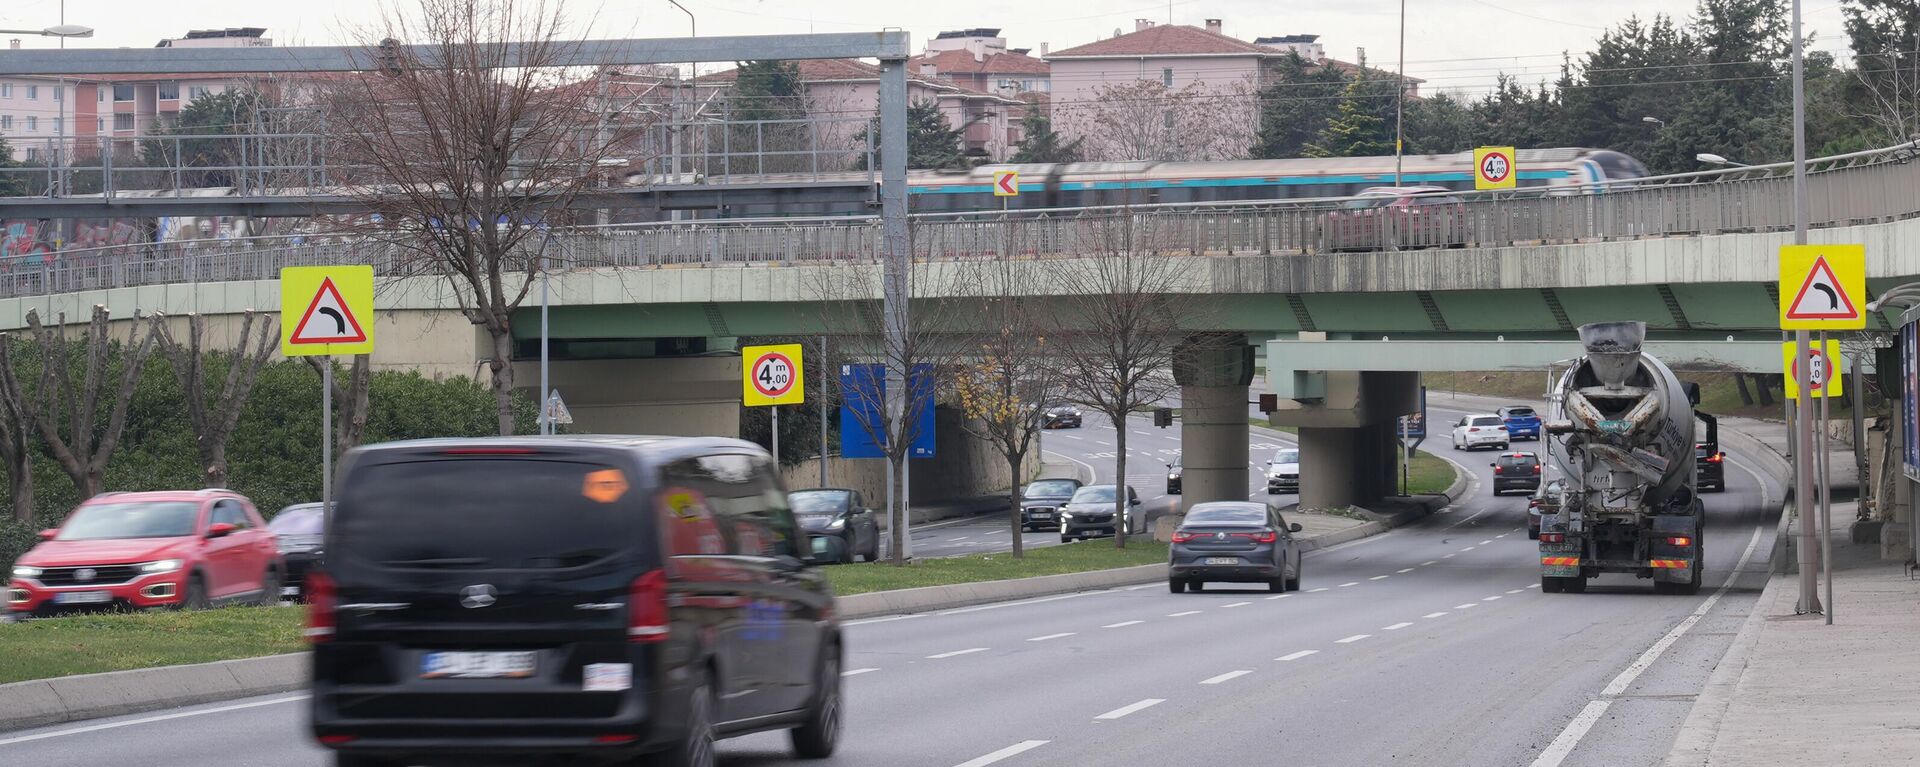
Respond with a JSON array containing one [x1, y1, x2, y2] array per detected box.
[[914, 28, 1051, 101]]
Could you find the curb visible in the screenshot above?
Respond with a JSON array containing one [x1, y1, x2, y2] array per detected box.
[[0, 652, 306, 733]]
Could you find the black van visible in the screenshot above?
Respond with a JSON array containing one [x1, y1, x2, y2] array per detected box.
[[308, 436, 841, 767]]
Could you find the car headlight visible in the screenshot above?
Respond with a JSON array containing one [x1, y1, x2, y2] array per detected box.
[[11, 565, 41, 578], [138, 559, 183, 575], [827, 518, 846, 532], [1169, 473, 1180, 480]]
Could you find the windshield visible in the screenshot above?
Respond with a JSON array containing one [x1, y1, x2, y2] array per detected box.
[[1272, 449, 1299, 464], [1071, 486, 1117, 504], [336, 458, 638, 570], [790, 491, 852, 514], [269, 506, 325, 535], [1505, 408, 1536, 418], [1498, 454, 1540, 468], [57, 501, 200, 541], [1472, 416, 1504, 426], [1026, 480, 1079, 498], [1186, 506, 1268, 525]]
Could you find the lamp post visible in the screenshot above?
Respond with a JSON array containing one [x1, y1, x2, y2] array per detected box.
[[0, 24, 93, 37], [1641, 116, 1666, 128], [1696, 153, 1751, 168]]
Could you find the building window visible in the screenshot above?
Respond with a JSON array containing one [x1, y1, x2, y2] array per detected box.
[[26, 85, 37, 100], [114, 113, 133, 131], [98, 86, 105, 102], [96, 117, 103, 132], [1, 115, 11, 130], [52, 85, 61, 101], [25, 147, 39, 162], [25, 116, 36, 132], [188, 86, 209, 100], [1162, 68, 1174, 87], [52, 117, 61, 135], [1, 83, 11, 98], [114, 84, 134, 102], [158, 82, 179, 100]]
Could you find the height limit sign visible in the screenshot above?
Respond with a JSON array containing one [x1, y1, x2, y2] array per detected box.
[[742, 344, 805, 407], [1474, 146, 1516, 190]]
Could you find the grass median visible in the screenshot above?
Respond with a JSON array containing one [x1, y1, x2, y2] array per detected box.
[[1403, 450, 1459, 496], [824, 539, 1169, 596], [0, 606, 305, 685]]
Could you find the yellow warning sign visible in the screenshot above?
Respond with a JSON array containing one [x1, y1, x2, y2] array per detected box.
[[1779, 244, 1866, 330], [280, 265, 375, 357], [1781, 339, 1845, 399]]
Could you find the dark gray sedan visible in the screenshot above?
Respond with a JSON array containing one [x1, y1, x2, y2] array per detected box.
[[1169, 502, 1303, 593], [790, 488, 880, 563], [1021, 477, 1084, 531]]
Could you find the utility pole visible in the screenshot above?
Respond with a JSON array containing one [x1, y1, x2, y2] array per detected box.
[[1790, 0, 1823, 617], [1394, 0, 1406, 187]]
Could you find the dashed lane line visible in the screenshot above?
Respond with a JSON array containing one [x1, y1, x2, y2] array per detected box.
[[1276, 650, 1319, 661], [1335, 634, 1371, 644], [953, 740, 1051, 767], [1095, 699, 1166, 720], [928, 648, 990, 659], [1200, 670, 1254, 685], [1027, 633, 1076, 642], [843, 668, 880, 677], [1103, 620, 1143, 629], [1384, 622, 1414, 630], [1422, 612, 1448, 619]]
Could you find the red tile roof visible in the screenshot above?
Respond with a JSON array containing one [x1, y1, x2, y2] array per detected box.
[[697, 59, 1021, 103], [914, 49, 1050, 76], [1046, 24, 1278, 58]]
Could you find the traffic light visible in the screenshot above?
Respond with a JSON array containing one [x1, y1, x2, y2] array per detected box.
[[1153, 407, 1174, 428]]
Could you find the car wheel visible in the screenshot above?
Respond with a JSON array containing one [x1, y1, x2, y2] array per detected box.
[[650, 676, 716, 767], [1188, 580, 1204, 592], [1563, 576, 1588, 594], [182, 573, 211, 610], [1499, 443, 1509, 450], [1268, 578, 1286, 593], [257, 567, 282, 607], [838, 535, 856, 565], [1527, 529, 1540, 541], [790, 645, 841, 759], [1168, 578, 1186, 594], [1060, 535, 1073, 544], [1542, 576, 1565, 594]]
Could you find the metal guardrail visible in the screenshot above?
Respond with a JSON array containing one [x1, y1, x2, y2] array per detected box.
[[3, 147, 1918, 301]]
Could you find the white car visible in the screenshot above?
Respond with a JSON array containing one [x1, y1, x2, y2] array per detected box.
[[1265, 448, 1300, 494], [1451, 414, 1510, 451]]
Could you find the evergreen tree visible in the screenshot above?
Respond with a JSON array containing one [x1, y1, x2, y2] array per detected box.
[[730, 60, 808, 121], [142, 90, 264, 187], [857, 100, 966, 170], [728, 61, 810, 173], [1010, 112, 1082, 164], [1307, 77, 1394, 158], [0, 138, 25, 197], [1402, 93, 1477, 155], [1252, 52, 1350, 159]]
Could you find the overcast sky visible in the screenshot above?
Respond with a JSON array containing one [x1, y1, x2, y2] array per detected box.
[[2, 0, 1856, 95]]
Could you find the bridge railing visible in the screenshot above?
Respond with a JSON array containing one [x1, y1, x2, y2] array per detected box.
[[3, 149, 1918, 300]]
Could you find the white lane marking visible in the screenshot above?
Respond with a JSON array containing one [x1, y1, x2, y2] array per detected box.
[[1124, 584, 1157, 591], [949, 536, 972, 541], [1335, 634, 1371, 644], [1266, 594, 1294, 600], [1454, 603, 1479, 609], [0, 694, 309, 746], [1168, 610, 1202, 617], [1383, 622, 1414, 631], [1132, 430, 1153, 437], [1497, 533, 1510, 539], [844, 614, 926, 627], [1103, 620, 1143, 628], [1369, 575, 1390, 581], [1479, 540, 1493, 545], [1461, 546, 1477, 552], [843, 667, 880, 677], [1442, 553, 1458, 559], [1095, 698, 1166, 720], [1507, 588, 1525, 594], [1397, 568, 1415, 574], [940, 591, 1093, 616], [1338, 581, 1360, 587], [1527, 701, 1613, 767], [1200, 670, 1254, 685], [1058, 434, 1085, 440], [1421, 560, 1438, 566], [1093, 440, 1112, 446], [1276, 650, 1319, 661], [1221, 601, 1251, 608], [1027, 632, 1076, 642], [1422, 611, 1449, 619], [928, 647, 990, 659], [954, 740, 1051, 767], [1526, 583, 1542, 589], [1308, 587, 1329, 593], [1483, 595, 1504, 601]]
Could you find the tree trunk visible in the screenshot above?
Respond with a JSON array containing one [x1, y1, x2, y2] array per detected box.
[[1734, 373, 1754, 406], [1754, 374, 1776, 407], [205, 442, 230, 489], [1008, 453, 1025, 559], [489, 329, 517, 436], [6, 449, 30, 524], [887, 454, 907, 565], [1114, 419, 1128, 549], [342, 355, 372, 451]]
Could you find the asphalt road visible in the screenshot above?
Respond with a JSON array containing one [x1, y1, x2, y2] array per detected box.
[[890, 411, 1296, 559], [0, 437, 1781, 767]]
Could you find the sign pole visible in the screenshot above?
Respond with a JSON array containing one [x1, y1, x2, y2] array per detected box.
[[1819, 330, 1834, 623], [322, 356, 333, 513], [819, 335, 829, 487], [1790, 0, 1821, 616], [772, 405, 780, 467]]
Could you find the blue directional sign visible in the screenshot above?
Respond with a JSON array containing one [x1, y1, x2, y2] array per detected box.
[[839, 364, 935, 459]]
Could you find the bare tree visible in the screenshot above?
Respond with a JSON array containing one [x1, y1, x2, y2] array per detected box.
[[951, 259, 1056, 559], [306, 355, 375, 453], [152, 311, 278, 488], [1050, 215, 1196, 548], [321, 0, 618, 434], [17, 307, 156, 499], [0, 337, 36, 522], [1060, 80, 1258, 162]]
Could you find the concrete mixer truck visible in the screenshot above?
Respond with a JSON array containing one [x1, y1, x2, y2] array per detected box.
[[1538, 321, 1705, 595]]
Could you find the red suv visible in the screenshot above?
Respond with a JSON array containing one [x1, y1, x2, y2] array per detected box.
[[8, 490, 282, 617]]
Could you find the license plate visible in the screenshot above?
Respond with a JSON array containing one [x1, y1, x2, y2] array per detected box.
[[420, 651, 538, 679], [280, 586, 302, 597], [1205, 557, 1238, 566], [53, 590, 112, 605]]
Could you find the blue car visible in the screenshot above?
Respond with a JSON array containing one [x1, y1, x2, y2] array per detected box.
[[1498, 405, 1542, 441]]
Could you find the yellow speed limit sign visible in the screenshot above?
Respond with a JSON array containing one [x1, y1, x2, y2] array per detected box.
[[1474, 146, 1517, 190], [741, 344, 805, 406]]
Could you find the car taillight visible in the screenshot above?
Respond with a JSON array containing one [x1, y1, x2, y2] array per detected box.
[[1528, 499, 1541, 509], [1541, 533, 1565, 543], [1493, 465, 1503, 474], [628, 570, 670, 643], [303, 571, 336, 643], [1250, 531, 1278, 544], [1666, 536, 1692, 547], [1469, 427, 1480, 433], [1172, 531, 1199, 543], [1533, 465, 1542, 474], [1706, 453, 1724, 463]]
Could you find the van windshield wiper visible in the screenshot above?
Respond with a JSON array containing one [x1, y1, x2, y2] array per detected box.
[[380, 557, 488, 568]]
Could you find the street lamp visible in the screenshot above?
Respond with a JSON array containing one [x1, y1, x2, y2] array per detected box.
[[1641, 116, 1666, 128], [0, 24, 92, 37], [1696, 153, 1750, 167]]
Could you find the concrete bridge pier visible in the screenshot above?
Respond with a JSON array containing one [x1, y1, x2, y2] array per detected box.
[[1174, 334, 1256, 515], [1269, 364, 1421, 512]]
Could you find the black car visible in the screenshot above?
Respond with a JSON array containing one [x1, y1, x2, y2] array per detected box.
[[1059, 484, 1144, 542], [1696, 444, 1727, 492], [1527, 479, 1564, 541], [1169, 502, 1303, 593], [1043, 405, 1083, 429], [1491, 452, 1543, 496], [268, 503, 326, 599], [1166, 459, 1183, 495], [1020, 478, 1084, 531], [790, 488, 880, 564], [310, 436, 841, 767]]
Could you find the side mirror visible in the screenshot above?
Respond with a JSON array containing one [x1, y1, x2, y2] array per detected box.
[[1489, 462, 1498, 468], [37, 528, 57, 541], [1289, 523, 1303, 533], [206, 522, 238, 539]]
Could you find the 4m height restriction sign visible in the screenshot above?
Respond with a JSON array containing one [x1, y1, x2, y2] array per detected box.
[[741, 344, 805, 406], [1474, 146, 1517, 190], [1779, 244, 1866, 330], [280, 265, 375, 357]]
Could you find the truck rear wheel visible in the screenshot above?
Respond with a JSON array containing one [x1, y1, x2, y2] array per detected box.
[[1562, 576, 1588, 594], [1542, 576, 1564, 593]]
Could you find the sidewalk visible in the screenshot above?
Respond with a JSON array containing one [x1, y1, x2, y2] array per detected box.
[[1665, 500, 1920, 766]]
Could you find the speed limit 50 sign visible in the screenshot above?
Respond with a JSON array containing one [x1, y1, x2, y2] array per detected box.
[[742, 344, 805, 406], [1474, 146, 1516, 190]]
